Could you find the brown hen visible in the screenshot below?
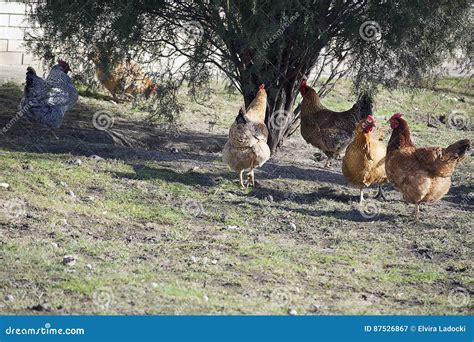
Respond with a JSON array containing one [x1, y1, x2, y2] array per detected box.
[[342, 115, 387, 203], [299, 80, 373, 167], [222, 84, 270, 188], [386, 113, 471, 219]]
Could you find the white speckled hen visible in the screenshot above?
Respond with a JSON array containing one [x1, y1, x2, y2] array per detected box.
[[20, 60, 78, 128]]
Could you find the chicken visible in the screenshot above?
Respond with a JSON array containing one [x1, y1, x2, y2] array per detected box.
[[299, 79, 372, 167], [94, 55, 157, 100], [342, 115, 387, 203], [222, 84, 270, 188], [386, 113, 471, 220], [19, 60, 78, 129]]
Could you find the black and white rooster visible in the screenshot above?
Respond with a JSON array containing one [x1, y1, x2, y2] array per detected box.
[[19, 60, 78, 128]]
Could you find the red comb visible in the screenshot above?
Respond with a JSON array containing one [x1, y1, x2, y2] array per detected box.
[[301, 79, 307, 87], [259, 84, 265, 90], [367, 115, 375, 122]]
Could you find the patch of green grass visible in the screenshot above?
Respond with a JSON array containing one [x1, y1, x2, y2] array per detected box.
[[0, 77, 472, 315]]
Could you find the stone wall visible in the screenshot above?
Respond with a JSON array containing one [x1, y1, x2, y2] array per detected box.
[[0, 1, 38, 66]]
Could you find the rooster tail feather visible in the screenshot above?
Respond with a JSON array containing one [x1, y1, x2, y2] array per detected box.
[[358, 93, 373, 119], [446, 139, 471, 159], [25, 67, 37, 87]]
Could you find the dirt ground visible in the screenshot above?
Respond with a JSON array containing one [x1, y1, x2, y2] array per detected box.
[[0, 79, 472, 315]]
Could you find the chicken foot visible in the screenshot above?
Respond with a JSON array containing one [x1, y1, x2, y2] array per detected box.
[[359, 189, 365, 204]]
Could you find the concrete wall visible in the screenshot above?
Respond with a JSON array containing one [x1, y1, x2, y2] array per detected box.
[[0, 1, 38, 66]]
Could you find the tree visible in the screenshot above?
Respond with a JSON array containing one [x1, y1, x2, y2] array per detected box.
[[27, 0, 472, 153]]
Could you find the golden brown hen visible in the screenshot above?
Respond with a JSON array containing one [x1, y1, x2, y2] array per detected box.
[[94, 55, 157, 100], [222, 84, 270, 188], [386, 113, 471, 220], [342, 115, 387, 203], [299, 80, 373, 167]]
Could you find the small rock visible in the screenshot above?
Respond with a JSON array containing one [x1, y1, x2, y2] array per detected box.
[[0, 183, 10, 189], [151, 282, 159, 288], [266, 195, 274, 202], [4, 294, 14, 302], [203, 295, 209, 302], [51, 242, 59, 249], [90, 155, 104, 161], [190, 256, 198, 263], [172, 148, 179, 153], [63, 255, 76, 266], [145, 222, 160, 230], [288, 309, 297, 316], [59, 181, 68, 187], [85, 264, 93, 270], [202, 257, 209, 264], [67, 159, 82, 165], [288, 222, 297, 231], [211, 259, 218, 265], [67, 190, 76, 198]]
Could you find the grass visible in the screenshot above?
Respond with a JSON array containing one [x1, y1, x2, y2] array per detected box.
[[0, 77, 472, 315]]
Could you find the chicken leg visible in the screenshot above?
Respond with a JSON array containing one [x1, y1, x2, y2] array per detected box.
[[359, 189, 364, 204], [412, 203, 420, 221], [239, 170, 246, 189], [247, 168, 255, 187], [374, 184, 386, 201]]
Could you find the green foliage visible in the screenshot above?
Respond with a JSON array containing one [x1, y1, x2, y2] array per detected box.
[[25, 0, 472, 149]]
